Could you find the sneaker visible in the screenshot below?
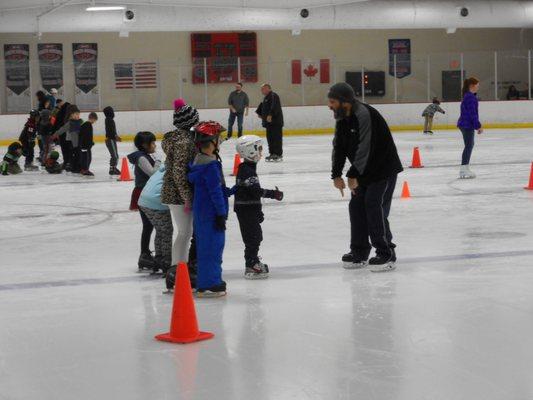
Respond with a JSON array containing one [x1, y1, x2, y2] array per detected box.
[[342, 252, 368, 269], [368, 254, 396, 273], [24, 164, 39, 171], [245, 261, 269, 279], [138, 252, 156, 271], [81, 170, 95, 178], [196, 281, 227, 298], [109, 167, 121, 175]]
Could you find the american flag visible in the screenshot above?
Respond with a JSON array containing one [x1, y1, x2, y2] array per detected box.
[[114, 62, 158, 89]]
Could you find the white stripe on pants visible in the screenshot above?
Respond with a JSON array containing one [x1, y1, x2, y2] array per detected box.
[[168, 204, 193, 265]]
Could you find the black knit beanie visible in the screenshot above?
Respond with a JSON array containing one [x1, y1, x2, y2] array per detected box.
[[173, 105, 199, 130], [328, 82, 356, 104]]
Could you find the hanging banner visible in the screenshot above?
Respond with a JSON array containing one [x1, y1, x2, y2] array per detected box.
[[388, 39, 411, 79], [4, 44, 31, 113], [72, 43, 99, 109], [38, 43, 64, 94]]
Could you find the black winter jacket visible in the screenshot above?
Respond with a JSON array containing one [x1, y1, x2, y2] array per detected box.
[[234, 161, 278, 213], [79, 121, 94, 150], [331, 102, 403, 186], [103, 106, 118, 140], [256, 91, 283, 127]]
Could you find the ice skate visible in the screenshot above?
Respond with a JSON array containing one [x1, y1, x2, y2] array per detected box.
[[81, 170, 95, 178], [24, 164, 39, 171], [137, 252, 156, 272], [195, 281, 227, 298], [109, 166, 121, 176], [342, 252, 368, 269], [459, 165, 476, 179], [151, 255, 171, 275], [265, 155, 274, 162], [427, 130, 434, 135], [245, 261, 269, 280], [369, 254, 396, 272], [271, 155, 283, 162]]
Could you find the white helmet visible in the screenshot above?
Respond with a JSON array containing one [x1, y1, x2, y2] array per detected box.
[[236, 135, 263, 162]]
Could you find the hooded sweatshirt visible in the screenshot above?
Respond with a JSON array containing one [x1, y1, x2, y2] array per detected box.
[[103, 106, 118, 140]]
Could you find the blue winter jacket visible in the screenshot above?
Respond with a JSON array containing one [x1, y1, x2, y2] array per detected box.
[[138, 164, 169, 211], [457, 91, 481, 130], [188, 154, 234, 220]]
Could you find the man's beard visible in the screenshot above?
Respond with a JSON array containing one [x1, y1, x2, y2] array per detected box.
[[331, 106, 348, 121]]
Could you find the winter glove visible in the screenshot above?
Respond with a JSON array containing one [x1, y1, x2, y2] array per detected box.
[[264, 186, 284, 201], [215, 215, 227, 231]]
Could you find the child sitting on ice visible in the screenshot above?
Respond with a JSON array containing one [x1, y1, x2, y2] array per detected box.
[[45, 150, 63, 174], [1, 142, 23, 175], [234, 135, 283, 279], [188, 121, 235, 297], [422, 98, 445, 135]]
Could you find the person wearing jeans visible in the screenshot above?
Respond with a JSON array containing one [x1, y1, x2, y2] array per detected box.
[[227, 82, 249, 138], [457, 77, 483, 179]]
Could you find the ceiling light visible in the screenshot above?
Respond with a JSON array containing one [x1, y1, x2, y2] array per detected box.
[[86, 6, 125, 11]]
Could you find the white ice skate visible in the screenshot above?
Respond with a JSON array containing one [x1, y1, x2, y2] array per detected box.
[[459, 165, 476, 179]]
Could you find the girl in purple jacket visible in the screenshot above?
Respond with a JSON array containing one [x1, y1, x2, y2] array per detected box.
[[457, 77, 483, 179]]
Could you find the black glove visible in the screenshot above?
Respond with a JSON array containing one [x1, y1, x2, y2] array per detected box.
[[215, 215, 227, 231], [264, 186, 283, 201]]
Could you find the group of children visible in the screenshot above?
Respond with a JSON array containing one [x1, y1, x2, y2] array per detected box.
[[129, 100, 283, 297], [1, 89, 122, 177]]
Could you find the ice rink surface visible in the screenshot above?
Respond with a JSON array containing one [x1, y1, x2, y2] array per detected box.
[[1, 129, 533, 400]]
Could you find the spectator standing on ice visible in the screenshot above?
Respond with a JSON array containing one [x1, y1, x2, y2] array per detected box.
[[457, 77, 483, 179], [328, 82, 403, 272], [256, 84, 284, 162], [227, 82, 249, 139]]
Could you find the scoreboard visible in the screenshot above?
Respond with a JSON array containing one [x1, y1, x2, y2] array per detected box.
[[191, 32, 258, 84]]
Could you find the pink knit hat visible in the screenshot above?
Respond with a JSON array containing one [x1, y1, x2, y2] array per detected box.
[[173, 98, 186, 110]]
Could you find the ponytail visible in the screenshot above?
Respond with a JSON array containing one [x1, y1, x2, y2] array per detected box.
[[462, 77, 480, 97]]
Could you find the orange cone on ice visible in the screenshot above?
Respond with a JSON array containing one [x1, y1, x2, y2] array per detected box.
[[401, 181, 411, 199], [231, 153, 242, 176], [525, 162, 533, 190], [409, 147, 424, 168], [117, 157, 132, 182], [155, 262, 214, 344]]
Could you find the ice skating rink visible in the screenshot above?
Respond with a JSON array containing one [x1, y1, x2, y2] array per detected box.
[[1, 128, 533, 400]]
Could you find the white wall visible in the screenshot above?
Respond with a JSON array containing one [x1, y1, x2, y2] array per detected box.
[[1, 100, 532, 141]]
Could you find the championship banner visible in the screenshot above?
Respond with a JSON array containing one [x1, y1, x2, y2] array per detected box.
[[388, 39, 411, 79], [72, 43, 99, 109], [4, 44, 31, 113], [38, 43, 64, 94]]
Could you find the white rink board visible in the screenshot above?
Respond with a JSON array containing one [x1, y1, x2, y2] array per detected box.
[[1, 100, 533, 141]]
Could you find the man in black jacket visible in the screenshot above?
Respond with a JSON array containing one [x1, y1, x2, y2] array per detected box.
[[79, 112, 98, 177], [103, 106, 122, 175], [256, 84, 284, 162], [328, 82, 403, 272]]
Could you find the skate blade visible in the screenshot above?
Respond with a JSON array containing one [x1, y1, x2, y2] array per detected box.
[[369, 262, 396, 273], [195, 291, 226, 298], [244, 273, 269, 280], [343, 262, 367, 270]]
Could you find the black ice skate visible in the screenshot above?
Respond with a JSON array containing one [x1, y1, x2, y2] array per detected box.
[[164, 264, 197, 294], [195, 281, 227, 298], [342, 252, 368, 269], [369, 253, 396, 272], [272, 155, 283, 162], [81, 170, 95, 178], [137, 252, 156, 272], [265, 155, 274, 162], [245, 261, 269, 280], [109, 166, 121, 176], [24, 164, 39, 171], [152, 255, 171, 275]]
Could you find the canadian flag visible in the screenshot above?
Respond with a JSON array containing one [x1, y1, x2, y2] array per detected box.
[[291, 59, 330, 84]]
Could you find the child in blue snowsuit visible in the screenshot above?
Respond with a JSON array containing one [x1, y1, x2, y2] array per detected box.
[[188, 121, 234, 297]]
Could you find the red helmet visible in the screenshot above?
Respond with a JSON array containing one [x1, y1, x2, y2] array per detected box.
[[193, 121, 226, 144]]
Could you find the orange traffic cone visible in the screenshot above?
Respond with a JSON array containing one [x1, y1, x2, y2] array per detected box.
[[525, 162, 533, 190], [230, 153, 242, 176], [401, 181, 411, 199], [117, 157, 132, 182], [155, 263, 214, 344], [409, 147, 424, 168]]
